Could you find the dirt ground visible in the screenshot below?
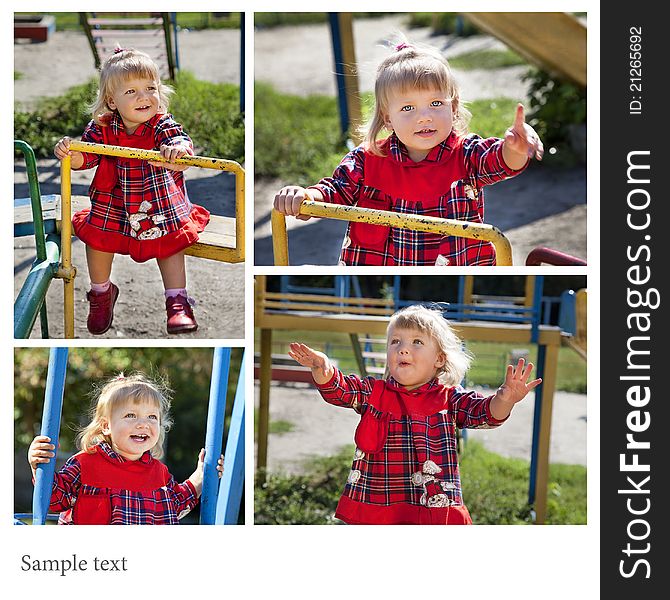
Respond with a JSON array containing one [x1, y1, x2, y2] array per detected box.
[[256, 381, 586, 475], [14, 29, 244, 339], [253, 15, 587, 266]]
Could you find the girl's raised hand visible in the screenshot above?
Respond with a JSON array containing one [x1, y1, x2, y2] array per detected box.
[[288, 342, 334, 383], [28, 435, 55, 471], [496, 358, 542, 405], [273, 186, 312, 221], [503, 103, 544, 164], [54, 137, 84, 168]]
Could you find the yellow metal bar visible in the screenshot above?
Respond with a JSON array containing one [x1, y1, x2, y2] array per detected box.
[[264, 301, 393, 316], [271, 200, 514, 266], [533, 343, 559, 524], [59, 155, 76, 339], [338, 13, 363, 144], [265, 292, 393, 307], [235, 166, 245, 261], [524, 276, 535, 307], [257, 328, 272, 479], [271, 210, 290, 266], [68, 140, 244, 174]]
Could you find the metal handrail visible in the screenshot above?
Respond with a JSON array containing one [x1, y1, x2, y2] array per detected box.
[[271, 198, 513, 266]]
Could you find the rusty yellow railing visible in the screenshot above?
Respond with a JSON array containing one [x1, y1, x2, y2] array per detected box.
[[271, 197, 513, 266], [59, 140, 245, 338]]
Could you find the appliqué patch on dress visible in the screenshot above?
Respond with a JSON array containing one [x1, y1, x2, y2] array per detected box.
[[347, 469, 361, 484], [435, 254, 450, 266], [411, 459, 454, 508], [354, 448, 365, 460], [127, 202, 165, 239]]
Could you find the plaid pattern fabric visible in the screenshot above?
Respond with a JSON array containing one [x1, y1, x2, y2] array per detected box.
[[317, 369, 506, 511], [77, 113, 195, 237], [50, 442, 198, 525], [311, 132, 527, 266]]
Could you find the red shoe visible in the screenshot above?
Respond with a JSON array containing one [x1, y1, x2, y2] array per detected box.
[[86, 283, 119, 335], [166, 294, 198, 334]]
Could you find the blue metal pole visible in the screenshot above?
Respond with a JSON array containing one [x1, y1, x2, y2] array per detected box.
[[215, 353, 246, 524], [32, 347, 68, 525], [528, 344, 547, 505], [530, 276, 544, 344], [200, 348, 231, 524], [328, 13, 350, 137]]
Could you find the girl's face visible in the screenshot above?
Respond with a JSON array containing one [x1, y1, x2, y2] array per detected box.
[[383, 85, 454, 162], [107, 76, 161, 133], [101, 398, 160, 461], [387, 325, 445, 391]]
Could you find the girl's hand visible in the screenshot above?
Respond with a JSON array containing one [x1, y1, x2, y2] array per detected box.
[[502, 104, 544, 169], [189, 448, 224, 496], [148, 143, 193, 172], [28, 435, 55, 473], [273, 186, 312, 221], [288, 342, 334, 384], [54, 137, 84, 168], [490, 358, 542, 420]]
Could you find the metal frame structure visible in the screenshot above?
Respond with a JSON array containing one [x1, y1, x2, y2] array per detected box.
[[15, 140, 244, 339], [271, 200, 513, 266]]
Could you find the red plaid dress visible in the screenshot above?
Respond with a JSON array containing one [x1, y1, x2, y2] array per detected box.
[[47, 442, 198, 525], [72, 112, 210, 263], [316, 369, 508, 524], [310, 132, 527, 266]]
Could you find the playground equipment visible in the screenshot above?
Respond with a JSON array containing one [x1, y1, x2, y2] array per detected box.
[[14, 140, 245, 339], [80, 13, 178, 80], [255, 274, 585, 524], [461, 13, 587, 87], [15, 347, 245, 525], [271, 193, 514, 266]]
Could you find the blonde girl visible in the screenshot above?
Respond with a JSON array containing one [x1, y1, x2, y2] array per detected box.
[[28, 373, 222, 525], [274, 37, 543, 266], [288, 305, 541, 524], [54, 48, 209, 335]]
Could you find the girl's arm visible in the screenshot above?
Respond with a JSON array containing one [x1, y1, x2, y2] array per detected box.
[[149, 114, 194, 172], [28, 437, 82, 512], [288, 342, 375, 409], [489, 358, 542, 420]]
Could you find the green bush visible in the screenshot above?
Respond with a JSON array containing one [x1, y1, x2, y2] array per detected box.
[[254, 82, 347, 184], [254, 441, 586, 524], [523, 69, 587, 166]]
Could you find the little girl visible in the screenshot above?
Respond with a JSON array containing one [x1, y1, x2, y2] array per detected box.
[[54, 48, 210, 334], [27, 373, 223, 525], [288, 305, 541, 524], [274, 39, 544, 266]]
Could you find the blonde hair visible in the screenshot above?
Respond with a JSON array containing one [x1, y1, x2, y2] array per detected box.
[[90, 48, 173, 125], [363, 36, 471, 156], [77, 373, 173, 459], [384, 305, 472, 386]]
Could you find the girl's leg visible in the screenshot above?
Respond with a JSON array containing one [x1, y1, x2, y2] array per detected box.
[[86, 246, 115, 284], [157, 252, 197, 333], [156, 251, 187, 289], [84, 246, 118, 335]]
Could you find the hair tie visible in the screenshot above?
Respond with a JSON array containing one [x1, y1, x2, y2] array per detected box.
[[113, 47, 127, 54], [395, 43, 411, 52]]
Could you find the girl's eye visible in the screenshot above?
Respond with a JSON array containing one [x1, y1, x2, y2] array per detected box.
[[400, 105, 413, 112], [390, 339, 399, 345], [431, 100, 443, 107], [125, 89, 135, 95], [413, 339, 424, 345], [124, 413, 136, 419], [148, 415, 158, 420]]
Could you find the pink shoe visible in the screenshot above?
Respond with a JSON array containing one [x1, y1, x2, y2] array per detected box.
[[166, 294, 198, 334], [86, 283, 119, 335]]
